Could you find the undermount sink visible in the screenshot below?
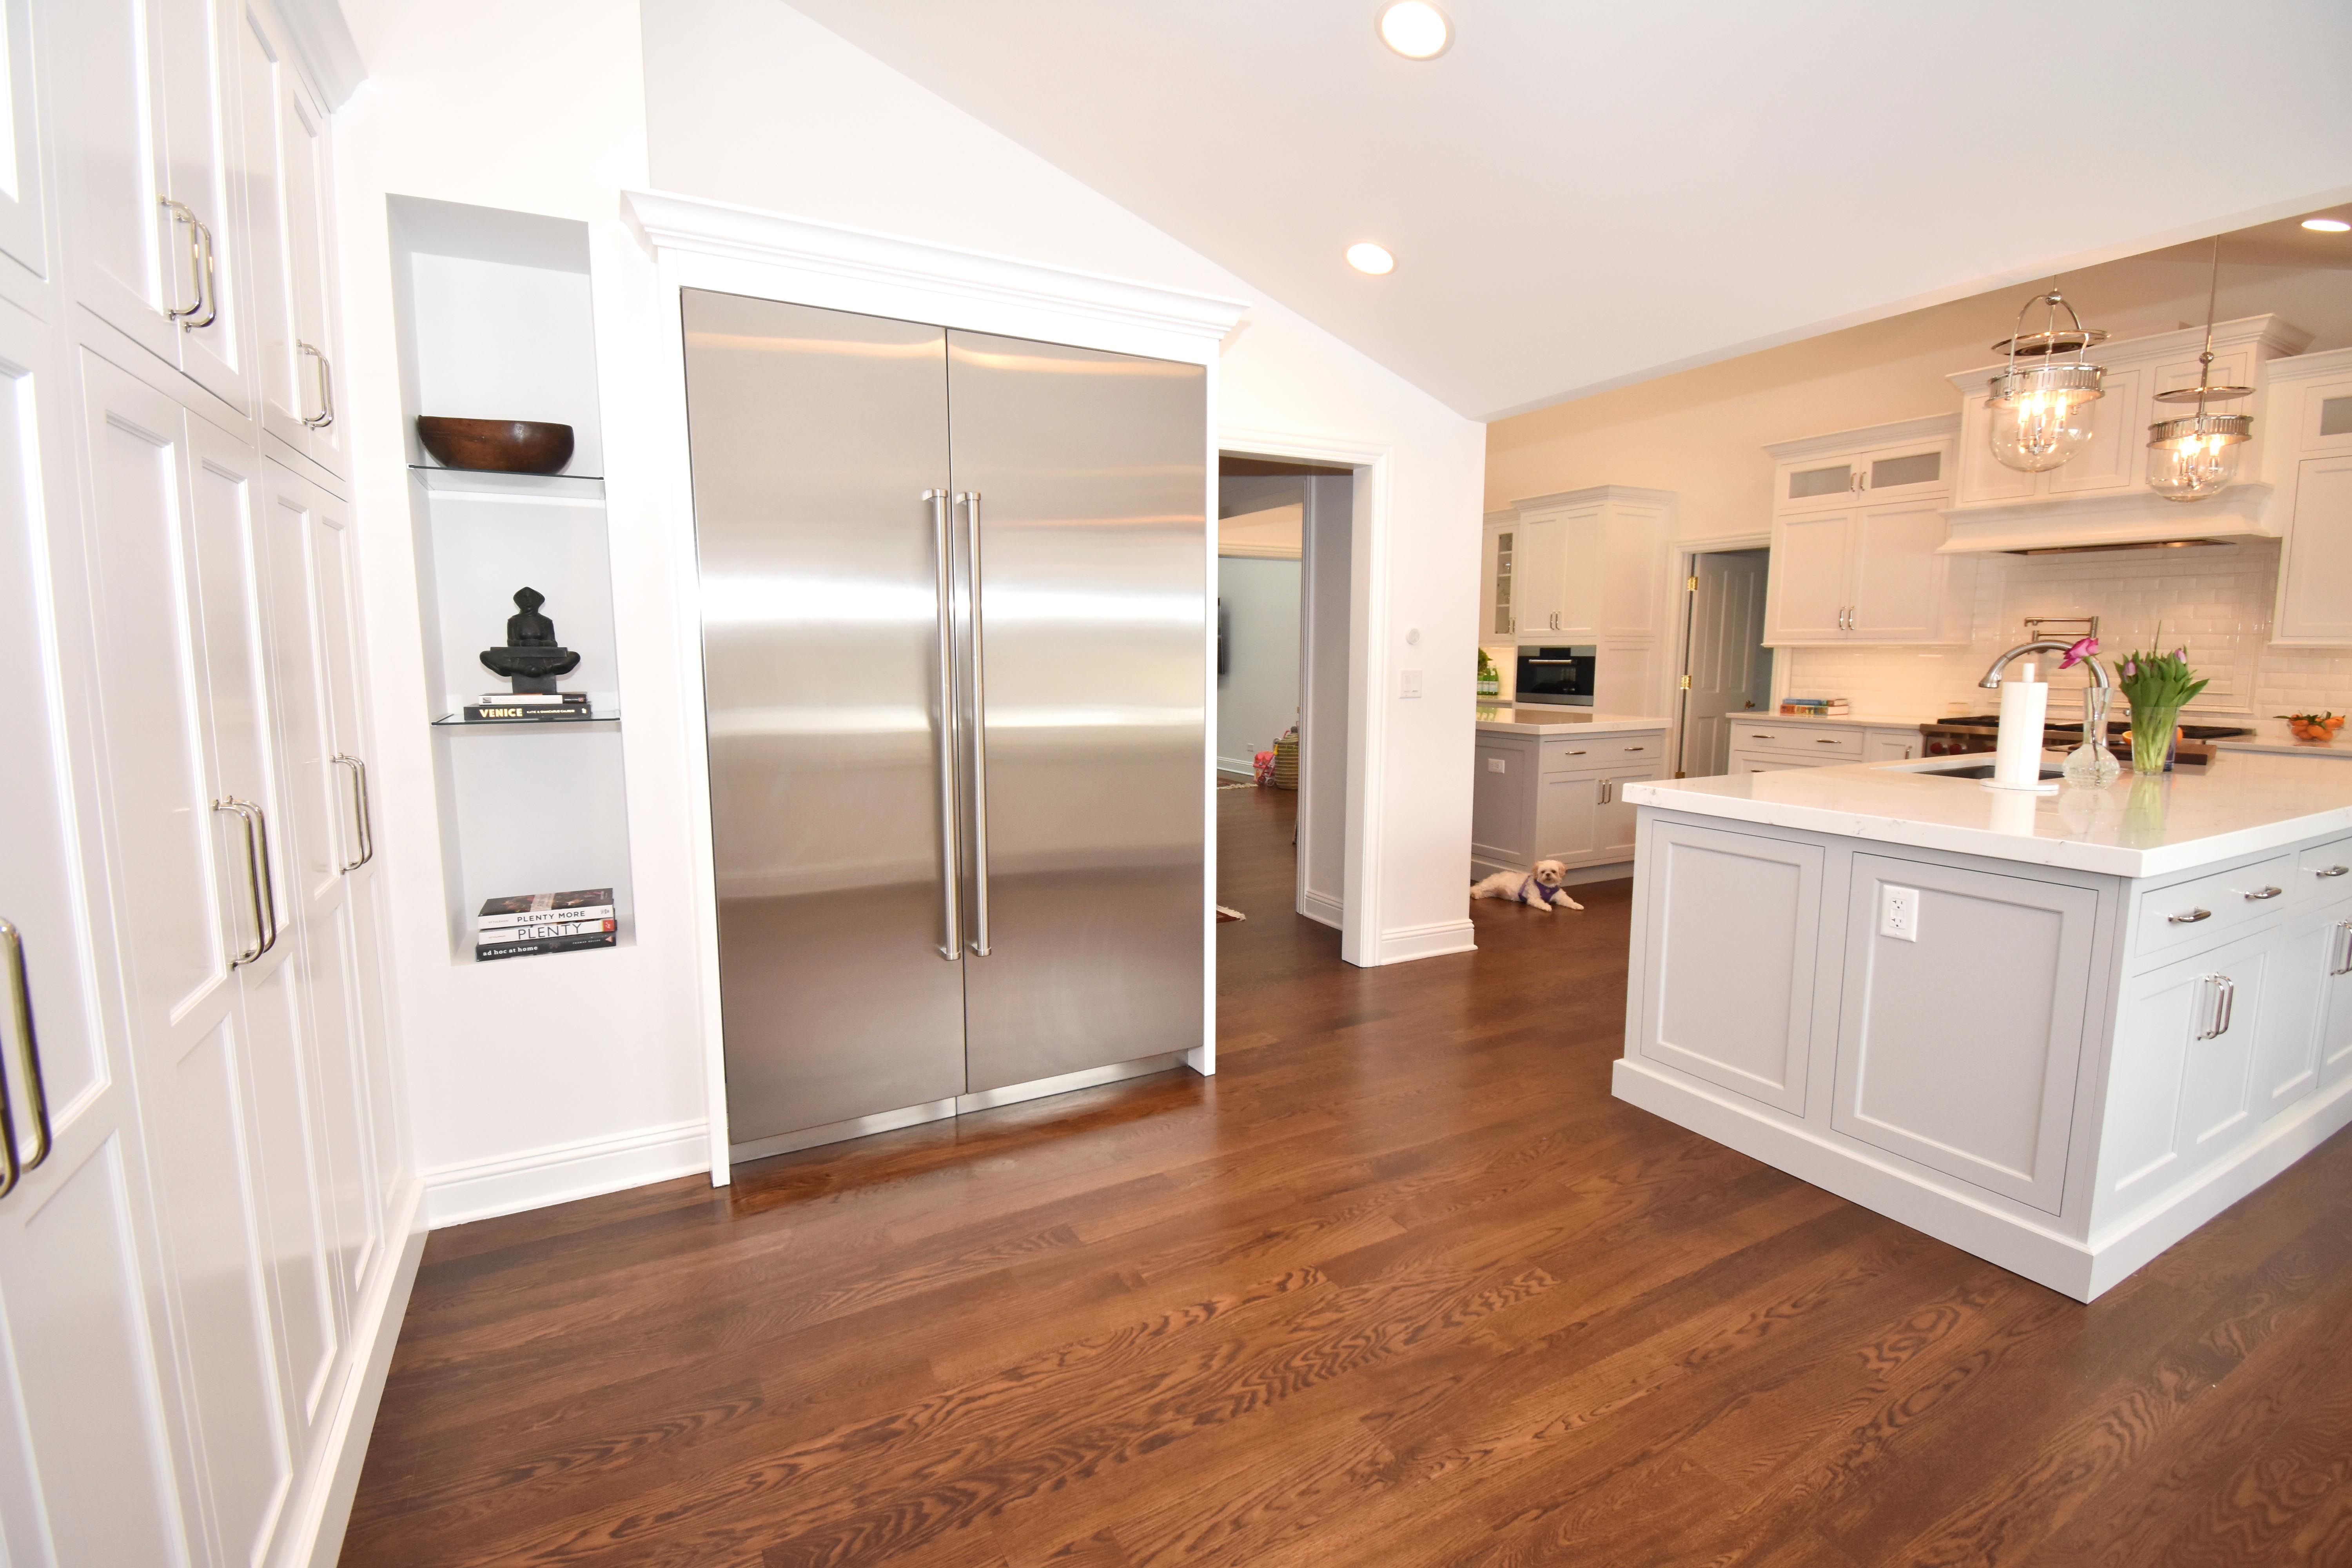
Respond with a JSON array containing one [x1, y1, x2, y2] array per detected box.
[[1922, 761, 2065, 781]]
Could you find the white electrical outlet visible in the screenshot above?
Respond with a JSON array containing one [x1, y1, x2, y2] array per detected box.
[[1880, 885, 1920, 942], [1486, 757, 1506, 773], [1400, 669, 1423, 698]]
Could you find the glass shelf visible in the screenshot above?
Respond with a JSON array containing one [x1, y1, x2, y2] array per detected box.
[[408, 465, 605, 501], [432, 713, 621, 729]]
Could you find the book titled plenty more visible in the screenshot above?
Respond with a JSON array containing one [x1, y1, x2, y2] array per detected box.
[[475, 888, 617, 961], [463, 692, 593, 722]]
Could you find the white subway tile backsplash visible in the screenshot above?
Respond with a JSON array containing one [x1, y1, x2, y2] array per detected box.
[[1784, 540, 2352, 720]]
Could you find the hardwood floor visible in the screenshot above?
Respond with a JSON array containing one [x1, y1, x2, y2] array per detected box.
[[343, 785, 2352, 1566]]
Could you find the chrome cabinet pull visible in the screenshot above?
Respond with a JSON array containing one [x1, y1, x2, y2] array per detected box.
[[2316, 865, 2351, 878], [2332, 922, 2352, 977], [333, 755, 374, 870], [162, 200, 213, 325], [1598, 779, 1611, 805], [0, 918, 53, 1198], [1815, 738, 1841, 745], [2167, 907, 2211, 925], [299, 343, 335, 429], [213, 800, 266, 966], [957, 490, 991, 958], [2243, 886, 2283, 901], [2197, 974, 2236, 1040], [1624, 745, 1646, 752], [1563, 748, 1586, 756], [923, 491, 961, 961]]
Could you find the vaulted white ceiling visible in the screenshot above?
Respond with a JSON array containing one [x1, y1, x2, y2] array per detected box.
[[784, 0, 2352, 421]]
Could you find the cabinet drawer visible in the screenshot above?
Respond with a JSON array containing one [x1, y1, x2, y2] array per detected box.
[[1732, 725, 1861, 760], [1543, 733, 1664, 773], [2296, 836, 2352, 901], [2136, 854, 2295, 961]]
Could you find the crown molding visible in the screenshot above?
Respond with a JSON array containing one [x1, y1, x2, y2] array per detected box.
[[1509, 483, 1679, 513], [621, 189, 1248, 356], [1762, 413, 1959, 463], [2265, 344, 2352, 385], [267, 0, 365, 109]]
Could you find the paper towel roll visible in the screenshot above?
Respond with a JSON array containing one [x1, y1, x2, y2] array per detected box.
[[1993, 678, 2049, 789]]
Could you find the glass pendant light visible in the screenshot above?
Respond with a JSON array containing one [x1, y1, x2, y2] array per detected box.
[[2147, 239, 2254, 502], [1985, 289, 2107, 472]]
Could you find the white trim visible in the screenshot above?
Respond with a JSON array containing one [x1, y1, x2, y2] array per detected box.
[[2266, 344, 2352, 386], [421, 1120, 709, 1228], [1221, 423, 1392, 966], [621, 190, 1247, 365], [266, 0, 367, 109], [1299, 890, 1343, 929], [1763, 412, 1960, 463], [1508, 482, 1679, 512], [1377, 918, 1477, 964], [289, 1176, 425, 1568]]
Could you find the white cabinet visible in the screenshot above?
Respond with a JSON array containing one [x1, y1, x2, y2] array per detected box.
[[1480, 513, 1516, 640], [239, 0, 344, 479], [2268, 350, 2352, 646], [1863, 728, 1919, 763], [1502, 485, 1669, 647], [1728, 720, 1920, 775], [1761, 418, 1969, 646], [0, 0, 45, 282]]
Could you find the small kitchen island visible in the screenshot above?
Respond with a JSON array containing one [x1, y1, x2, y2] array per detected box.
[[1615, 751, 2352, 1300]]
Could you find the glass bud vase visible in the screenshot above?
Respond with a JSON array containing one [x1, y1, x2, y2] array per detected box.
[[2062, 686, 2121, 787], [2129, 705, 2183, 774]]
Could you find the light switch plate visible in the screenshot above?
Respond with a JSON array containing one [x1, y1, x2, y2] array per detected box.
[[1880, 884, 1919, 942], [1400, 670, 1423, 698], [1486, 757, 1505, 773]]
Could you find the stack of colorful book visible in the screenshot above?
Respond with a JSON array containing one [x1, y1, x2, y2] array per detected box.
[[463, 692, 593, 722], [475, 888, 617, 961], [1779, 697, 1851, 717]]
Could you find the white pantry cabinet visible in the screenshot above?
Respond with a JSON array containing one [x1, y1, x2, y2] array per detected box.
[[1496, 485, 1671, 715], [2267, 347, 2352, 647], [1761, 417, 1970, 647], [0, 6, 398, 1568]]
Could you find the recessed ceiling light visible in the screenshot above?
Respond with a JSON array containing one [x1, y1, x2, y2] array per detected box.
[[1346, 242, 1396, 275], [1376, 1, 1452, 59], [2303, 217, 2351, 232]]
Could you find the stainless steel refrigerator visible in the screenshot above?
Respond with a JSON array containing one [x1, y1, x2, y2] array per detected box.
[[681, 290, 1206, 1159]]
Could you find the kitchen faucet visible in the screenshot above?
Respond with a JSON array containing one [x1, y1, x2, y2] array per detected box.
[[1979, 639, 2113, 757]]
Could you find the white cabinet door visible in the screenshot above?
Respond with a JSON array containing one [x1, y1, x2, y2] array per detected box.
[[1535, 771, 1600, 864], [1775, 454, 1858, 514], [1832, 855, 2094, 1212], [0, 284, 194, 1568], [2045, 362, 2145, 498], [1636, 819, 1825, 1112], [79, 348, 294, 1568], [0, 0, 46, 280], [1846, 500, 1950, 642], [240, 0, 339, 476], [153, 0, 249, 412], [1595, 761, 1659, 860], [260, 468, 388, 1298], [2274, 455, 2352, 646], [1852, 436, 1949, 505], [2323, 927, 2352, 1091], [2252, 909, 2333, 1117], [1548, 501, 1601, 640], [1471, 741, 1532, 867], [50, 0, 184, 368], [1513, 512, 1565, 640], [1764, 508, 1851, 642], [1951, 391, 2040, 507], [1863, 728, 1919, 763]]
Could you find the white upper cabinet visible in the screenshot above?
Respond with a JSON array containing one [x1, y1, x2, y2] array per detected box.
[[51, 0, 253, 414], [2269, 348, 2352, 647], [239, 0, 341, 478], [1480, 514, 1514, 640], [1502, 486, 1669, 648], [1946, 316, 2310, 516], [1762, 417, 1969, 646], [0, 0, 47, 283]]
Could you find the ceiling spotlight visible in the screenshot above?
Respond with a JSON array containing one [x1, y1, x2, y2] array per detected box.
[[1376, 1, 1452, 59], [1345, 242, 1396, 276], [2303, 217, 2351, 232]]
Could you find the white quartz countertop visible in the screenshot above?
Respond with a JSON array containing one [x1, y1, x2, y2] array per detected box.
[[1474, 708, 1668, 736], [1626, 750, 2352, 878], [1726, 710, 1940, 729], [2211, 717, 2352, 759]]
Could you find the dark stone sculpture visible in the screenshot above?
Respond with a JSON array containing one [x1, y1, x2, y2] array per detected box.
[[479, 587, 581, 694]]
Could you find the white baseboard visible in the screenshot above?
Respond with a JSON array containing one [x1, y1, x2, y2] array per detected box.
[[1298, 889, 1343, 929], [1216, 753, 1258, 778], [421, 1119, 711, 1229], [289, 1174, 426, 1568], [1377, 918, 1477, 964], [1470, 855, 1633, 888]]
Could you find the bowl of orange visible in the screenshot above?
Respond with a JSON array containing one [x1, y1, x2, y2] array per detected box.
[[2279, 711, 2346, 744]]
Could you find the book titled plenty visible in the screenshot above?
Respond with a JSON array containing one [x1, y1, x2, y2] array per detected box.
[[477, 888, 616, 931]]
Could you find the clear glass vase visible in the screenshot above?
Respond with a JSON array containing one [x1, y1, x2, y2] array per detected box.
[[2063, 684, 2122, 787], [2129, 704, 2182, 774]]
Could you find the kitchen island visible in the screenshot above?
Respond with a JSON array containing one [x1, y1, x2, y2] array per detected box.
[[1615, 751, 2352, 1299], [1473, 708, 1669, 884]]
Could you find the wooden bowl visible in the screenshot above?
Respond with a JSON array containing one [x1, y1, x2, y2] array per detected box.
[[416, 417, 575, 475]]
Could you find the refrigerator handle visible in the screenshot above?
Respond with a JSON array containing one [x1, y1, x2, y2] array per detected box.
[[958, 491, 992, 957], [924, 490, 963, 960]]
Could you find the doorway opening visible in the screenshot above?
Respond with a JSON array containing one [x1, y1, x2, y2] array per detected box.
[[1214, 453, 1354, 936], [1674, 545, 1773, 778]]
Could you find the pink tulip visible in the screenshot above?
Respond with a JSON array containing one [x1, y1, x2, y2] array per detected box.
[[2059, 636, 2098, 669], [2122, 658, 2138, 677]]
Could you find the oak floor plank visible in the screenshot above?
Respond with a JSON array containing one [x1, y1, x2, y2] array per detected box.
[[341, 785, 2352, 1566]]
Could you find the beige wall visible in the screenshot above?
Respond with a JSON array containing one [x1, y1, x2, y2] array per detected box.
[[1486, 252, 2352, 532]]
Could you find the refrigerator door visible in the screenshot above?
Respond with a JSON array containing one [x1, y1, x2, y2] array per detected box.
[[946, 329, 1206, 1093], [682, 290, 969, 1146]]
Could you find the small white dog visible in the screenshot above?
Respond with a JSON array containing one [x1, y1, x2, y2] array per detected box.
[[1471, 858, 1584, 913]]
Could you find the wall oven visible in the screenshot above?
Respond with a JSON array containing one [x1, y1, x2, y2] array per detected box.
[[1515, 645, 1596, 707]]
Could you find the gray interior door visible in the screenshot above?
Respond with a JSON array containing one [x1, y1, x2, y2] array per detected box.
[[945, 329, 1206, 1093], [682, 290, 968, 1146]]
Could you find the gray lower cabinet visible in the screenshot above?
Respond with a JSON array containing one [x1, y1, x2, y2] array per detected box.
[[1830, 854, 2097, 1213], [1472, 727, 1666, 880]]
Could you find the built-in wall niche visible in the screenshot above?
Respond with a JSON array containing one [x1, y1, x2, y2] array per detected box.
[[390, 195, 633, 962]]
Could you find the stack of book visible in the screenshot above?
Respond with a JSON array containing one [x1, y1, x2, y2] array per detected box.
[[462, 692, 593, 723], [1780, 697, 1852, 717], [475, 888, 617, 961]]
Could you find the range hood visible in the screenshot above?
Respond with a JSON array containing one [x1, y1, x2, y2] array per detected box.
[[1935, 485, 2278, 555]]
